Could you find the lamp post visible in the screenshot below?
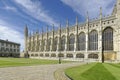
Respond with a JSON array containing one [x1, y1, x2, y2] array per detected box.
[[100, 7, 104, 63], [59, 23, 62, 64], [102, 33, 104, 63], [59, 52, 61, 64]]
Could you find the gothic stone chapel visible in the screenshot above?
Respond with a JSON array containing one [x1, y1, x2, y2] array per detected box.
[[24, 0, 120, 62]]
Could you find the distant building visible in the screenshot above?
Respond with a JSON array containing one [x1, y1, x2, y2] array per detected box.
[[24, 0, 120, 62], [0, 39, 20, 57]]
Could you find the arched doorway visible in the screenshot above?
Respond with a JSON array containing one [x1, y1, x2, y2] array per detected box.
[[31, 54, 34, 57], [88, 53, 98, 59], [40, 54, 43, 57], [66, 54, 73, 58], [76, 53, 84, 58], [58, 54, 64, 57], [35, 54, 38, 57], [45, 54, 49, 57], [51, 53, 56, 57]]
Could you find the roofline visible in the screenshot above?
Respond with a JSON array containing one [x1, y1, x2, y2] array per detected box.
[[0, 39, 20, 46]]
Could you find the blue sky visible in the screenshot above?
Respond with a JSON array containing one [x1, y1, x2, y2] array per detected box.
[[0, 0, 116, 51]]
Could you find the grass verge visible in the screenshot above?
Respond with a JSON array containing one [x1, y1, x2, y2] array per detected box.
[[0, 57, 70, 68], [65, 63, 120, 80]]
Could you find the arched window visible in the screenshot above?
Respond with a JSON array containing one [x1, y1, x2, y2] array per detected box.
[[78, 32, 86, 51], [89, 30, 98, 50], [54, 37, 58, 51], [48, 38, 51, 51], [35, 40, 37, 51], [36, 39, 40, 51], [32, 36, 35, 51], [42, 39, 45, 51], [61, 36, 66, 51], [28, 39, 31, 51], [39, 40, 41, 51], [103, 27, 113, 50], [69, 34, 75, 51]]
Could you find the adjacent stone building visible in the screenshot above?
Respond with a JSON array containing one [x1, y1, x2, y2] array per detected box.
[[0, 39, 20, 57], [24, 0, 120, 62]]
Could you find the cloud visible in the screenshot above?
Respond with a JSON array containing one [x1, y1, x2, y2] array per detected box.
[[61, 0, 115, 19], [14, 0, 59, 26], [0, 0, 17, 12], [3, 6, 17, 12], [0, 19, 24, 52]]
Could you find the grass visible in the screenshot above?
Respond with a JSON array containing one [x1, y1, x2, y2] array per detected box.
[[0, 57, 69, 68], [104, 63, 120, 80], [65, 63, 120, 80], [108, 63, 120, 68]]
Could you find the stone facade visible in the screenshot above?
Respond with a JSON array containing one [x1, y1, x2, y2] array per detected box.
[[0, 39, 20, 57], [24, 0, 120, 62]]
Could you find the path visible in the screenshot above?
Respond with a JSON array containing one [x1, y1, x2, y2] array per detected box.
[[0, 62, 84, 80]]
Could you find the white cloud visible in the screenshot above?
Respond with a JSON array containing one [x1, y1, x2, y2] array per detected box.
[[3, 6, 17, 12], [14, 0, 59, 26], [61, 0, 115, 19], [0, 19, 24, 52], [0, 0, 17, 12]]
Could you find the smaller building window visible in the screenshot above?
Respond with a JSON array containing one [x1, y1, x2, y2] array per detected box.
[[14, 45, 16, 48], [6, 44, 8, 47], [2, 43, 4, 46], [10, 44, 12, 47], [112, 21, 114, 23]]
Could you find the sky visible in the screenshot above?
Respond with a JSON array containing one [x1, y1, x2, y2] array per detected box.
[[0, 0, 116, 51]]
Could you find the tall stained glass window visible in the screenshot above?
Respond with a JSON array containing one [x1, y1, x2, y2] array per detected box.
[[89, 30, 98, 50], [103, 27, 113, 50]]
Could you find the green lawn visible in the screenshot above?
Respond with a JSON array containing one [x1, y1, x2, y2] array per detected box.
[[65, 63, 120, 80], [0, 57, 69, 68]]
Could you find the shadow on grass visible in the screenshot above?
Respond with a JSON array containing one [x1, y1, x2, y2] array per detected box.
[[108, 63, 120, 68], [81, 63, 117, 80]]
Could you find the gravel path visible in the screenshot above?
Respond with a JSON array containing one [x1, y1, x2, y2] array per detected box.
[[0, 62, 84, 80]]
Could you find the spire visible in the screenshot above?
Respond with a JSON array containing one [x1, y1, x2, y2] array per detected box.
[[59, 23, 61, 35], [52, 24, 54, 31], [46, 25, 48, 32], [42, 26, 43, 34], [33, 30, 35, 36], [112, 4, 117, 15], [86, 11, 89, 22], [24, 24, 28, 52], [76, 16, 78, 26], [36, 29, 39, 34], [66, 19, 69, 28], [29, 31, 31, 37], [59, 23, 61, 30], [100, 7, 102, 19], [24, 24, 28, 38], [116, 0, 120, 15]]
